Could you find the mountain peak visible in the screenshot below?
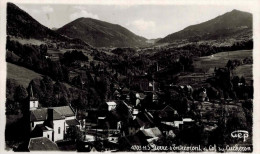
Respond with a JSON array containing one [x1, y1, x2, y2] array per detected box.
[[157, 9, 252, 44], [7, 3, 89, 47], [57, 17, 148, 47], [231, 9, 239, 12]]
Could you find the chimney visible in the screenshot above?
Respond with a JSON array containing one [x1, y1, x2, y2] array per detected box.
[[47, 109, 54, 120], [46, 109, 54, 128]]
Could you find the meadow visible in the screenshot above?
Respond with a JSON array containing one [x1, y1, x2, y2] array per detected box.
[[7, 62, 43, 87], [193, 50, 252, 73]]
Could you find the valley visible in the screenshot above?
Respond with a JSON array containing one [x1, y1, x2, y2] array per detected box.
[[5, 2, 253, 152]]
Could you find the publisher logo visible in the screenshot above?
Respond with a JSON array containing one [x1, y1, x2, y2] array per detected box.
[[231, 130, 249, 142]]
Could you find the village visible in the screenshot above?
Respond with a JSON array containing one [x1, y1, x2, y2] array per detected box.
[[19, 65, 252, 151], [5, 3, 254, 152], [6, 40, 253, 151]]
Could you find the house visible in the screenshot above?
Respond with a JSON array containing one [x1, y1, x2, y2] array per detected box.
[[139, 127, 163, 140], [154, 105, 179, 127], [135, 110, 155, 129], [121, 87, 130, 99], [84, 134, 95, 142], [51, 106, 80, 132], [106, 101, 117, 111], [30, 108, 66, 142], [90, 101, 133, 138], [113, 90, 121, 99], [29, 88, 79, 142], [108, 133, 120, 143], [173, 119, 184, 128], [31, 124, 53, 141], [179, 118, 195, 130], [28, 137, 59, 151], [158, 123, 177, 138], [158, 105, 178, 119]]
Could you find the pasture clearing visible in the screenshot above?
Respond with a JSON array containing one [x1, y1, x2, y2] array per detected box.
[[193, 50, 252, 73]]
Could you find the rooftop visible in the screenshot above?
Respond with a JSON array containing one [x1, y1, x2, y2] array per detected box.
[[106, 101, 117, 106], [50, 106, 75, 117], [66, 119, 80, 126], [35, 124, 53, 131], [28, 137, 59, 151], [30, 106, 75, 122], [30, 108, 47, 121]]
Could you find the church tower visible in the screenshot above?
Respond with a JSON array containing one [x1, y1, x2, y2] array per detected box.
[[29, 85, 39, 110]]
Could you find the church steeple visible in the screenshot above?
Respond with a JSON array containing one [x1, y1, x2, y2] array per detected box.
[[30, 85, 34, 97], [29, 85, 39, 110]]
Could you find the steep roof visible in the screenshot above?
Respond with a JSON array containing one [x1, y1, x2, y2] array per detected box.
[[35, 124, 53, 131], [122, 87, 130, 93], [30, 108, 47, 121], [30, 106, 75, 122], [140, 127, 163, 138], [106, 101, 116, 106], [31, 124, 53, 138], [50, 106, 75, 117], [30, 97, 38, 101], [162, 105, 175, 112], [48, 109, 65, 120], [28, 137, 59, 151], [158, 105, 179, 121], [66, 119, 80, 126], [136, 111, 155, 128]]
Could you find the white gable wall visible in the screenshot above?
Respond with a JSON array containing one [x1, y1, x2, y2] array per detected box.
[[106, 102, 117, 111], [30, 100, 39, 110], [43, 131, 53, 141], [108, 105, 116, 111], [53, 119, 65, 142], [65, 116, 75, 120], [31, 121, 44, 131]]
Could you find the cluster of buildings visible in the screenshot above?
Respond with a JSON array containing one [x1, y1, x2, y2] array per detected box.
[[25, 89, 80, 151], [79, 99, 197, 151], [25, 75, 199, 151]]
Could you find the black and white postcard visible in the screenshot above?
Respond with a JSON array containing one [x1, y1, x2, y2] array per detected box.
[[1, 0, 260, 153]]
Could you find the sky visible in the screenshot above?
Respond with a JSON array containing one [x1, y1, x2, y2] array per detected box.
[[16, 3, 254, 39]]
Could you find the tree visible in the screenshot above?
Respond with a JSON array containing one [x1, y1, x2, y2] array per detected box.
[[6, 79, 19, 101], [241, 76, 246, 85], [40, 93, 57, 107], [207, 86, 219, 99], [59, 96, 69, 106], [14, 85, 28, 102], [66, 126, 83, 141], [232, 76, 240, 87], [41, 76, 53, 94]]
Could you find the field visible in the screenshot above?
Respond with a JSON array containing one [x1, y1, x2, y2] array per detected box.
[[193, 50, 252, 73], [177, 50, 253, 86], [7, 62, 43, 87], [10, 37, 45, 45], [233, 64, 253, 82], [7, 62, 74, 89]]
